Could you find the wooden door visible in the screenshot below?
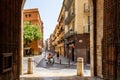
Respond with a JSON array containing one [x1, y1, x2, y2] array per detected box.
[[116, 0, 120, 79], [102, 0, 117, 80]]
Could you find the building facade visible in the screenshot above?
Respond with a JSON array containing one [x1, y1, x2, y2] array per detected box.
[[52, 25, 60, 53], [49, 34, 55, 53], [45, 38, 50, 51], [23, 8, 44, 55], [50, 30, 57, 54], [57, 3, 65, 56], [64, 0, 90, 63]]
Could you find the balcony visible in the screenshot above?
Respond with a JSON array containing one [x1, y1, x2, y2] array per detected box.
[[65, 11, 75, 25], [58, 26, 64, 35], [65, 29, 76, 38], [57, 36, 64, 44], [65, 0, 73, 11], [59, 16, 64, 24]]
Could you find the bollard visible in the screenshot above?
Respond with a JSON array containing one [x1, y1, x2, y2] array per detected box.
[[27, 57, 34, 74], [77, 57, 84, 76]]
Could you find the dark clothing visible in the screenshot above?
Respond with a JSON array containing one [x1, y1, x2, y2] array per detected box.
[[57, 53, 59, 59], [57, 54, 59, 57]]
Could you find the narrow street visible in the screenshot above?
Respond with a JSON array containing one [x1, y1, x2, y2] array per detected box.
[[1, 0, 120, 80], [20, 51, 101, 80]]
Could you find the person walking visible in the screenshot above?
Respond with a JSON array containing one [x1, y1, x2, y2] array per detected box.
[[56, 52, 59, 59]]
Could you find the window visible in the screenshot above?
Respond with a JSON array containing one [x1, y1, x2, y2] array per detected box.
[[25, 14, 27, 18], [25, 14, 31, 18], [88, 16, 90, 32], [29, 14, 31, 17], [72, 21, 74, 30]]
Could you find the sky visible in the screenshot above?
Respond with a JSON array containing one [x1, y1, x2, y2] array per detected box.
[[24, 0, 63, 41]]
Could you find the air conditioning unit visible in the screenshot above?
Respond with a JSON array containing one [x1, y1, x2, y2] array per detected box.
[[84, 3, 90, 12]]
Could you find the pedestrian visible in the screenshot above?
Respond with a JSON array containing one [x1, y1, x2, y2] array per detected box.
[[56, 52, 59, 59], [47, 53, 52, 59]]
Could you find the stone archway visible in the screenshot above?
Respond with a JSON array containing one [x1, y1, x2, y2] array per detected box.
[[89, 0, 104, 78], [88, 0, 98, 77], [0, 0, 26, 80], [20, 0, 26, 75], [89, 0, 120, 79], [88, 0, 95, 77]]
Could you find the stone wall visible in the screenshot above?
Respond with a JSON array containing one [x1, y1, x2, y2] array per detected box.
[[0, 0, 24, 80], [89, 0, 95, 76], [75, 0, 90, 34], [96, 0, 104, 77]]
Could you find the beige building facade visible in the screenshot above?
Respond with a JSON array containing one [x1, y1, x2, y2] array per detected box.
[[64, 0, 90, 63], [65, 0, 90, 34]]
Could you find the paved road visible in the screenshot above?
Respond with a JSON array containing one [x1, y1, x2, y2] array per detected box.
[[20, 51, 100, 80], [22, 51, 77, 75], [20, 76, 102, 80]]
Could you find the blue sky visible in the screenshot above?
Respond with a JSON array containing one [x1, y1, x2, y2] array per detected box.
[[24, 0, 63, 41]]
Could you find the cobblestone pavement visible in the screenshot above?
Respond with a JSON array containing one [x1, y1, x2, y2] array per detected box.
[[20, 51, 102, 80]]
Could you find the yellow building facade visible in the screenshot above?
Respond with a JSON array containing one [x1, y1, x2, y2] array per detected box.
[[53, 25, 59, 53], [50, 1, 65, 56], [57, 4, 65, 56]]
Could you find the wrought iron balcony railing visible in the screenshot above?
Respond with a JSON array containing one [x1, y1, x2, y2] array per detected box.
[[65, 0, 73, 11], [65, 11, 75, 25], [65, 29, 76, 38]]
